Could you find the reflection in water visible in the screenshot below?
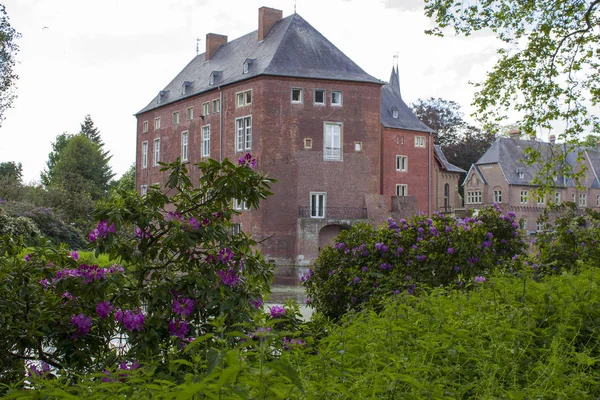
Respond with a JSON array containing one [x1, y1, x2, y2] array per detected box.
[[266, 266, 312, 320]]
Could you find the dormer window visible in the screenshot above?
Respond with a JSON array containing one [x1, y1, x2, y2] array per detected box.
[[157, 90, 168, 104], [210, 71, 222, 86], [516, 168, 524, 179], [182, 81, 193, 95], [391, 107, 399, 119], [243, 58, 255, 74]]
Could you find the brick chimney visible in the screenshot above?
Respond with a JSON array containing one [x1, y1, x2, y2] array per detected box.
[[508, 129, 520, 143], [549, 134, 556, 145], [206, 33, 227, 61], [258, 6, 282, 42]]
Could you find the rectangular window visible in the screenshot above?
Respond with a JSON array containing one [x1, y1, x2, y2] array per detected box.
[[141, 141, 148, 169], [173, 112, 180, 125], [324, 122, 342, 160], [310, 192, 326, 218], [236, 116, 252, 152], [154, 117, 161, 130], [153, 138, 160, 166], [212, 99, 220, 113], [572, 193, 576, 202], [536, 221, 543, 232], [354, 142, 362, 152], [396, 155, 408, 172], [314, 89, 325, 105], [234, 199, 249, 211], [181, 131, 189, 161], [304, 138, 313, 149], [579, 193, 587, 206], [520, 190, 529, 204], [231, 223, 241, 235], [396, 184, 408, 196], [140, 185, 147, 196], [202, 102, 210, 116], [291, 88, 303, 103], [187, 107, 194, 120], [597, 194, 600, 206], [537, 195, 545, 205], [467, 191, 482, 204], [142, 121, 148, 133], [331, 90, 342, 106], [520, 219, 527, 229], [415, 136, 426, 148], [202, 125, 211, 157], [493, 190, 502, 203], [555, 192, 561, 203], [236, 90, 252, 107]]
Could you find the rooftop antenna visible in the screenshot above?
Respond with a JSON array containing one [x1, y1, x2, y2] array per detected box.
[[393, 52, 399, 69], [196, 38, 200, 56]]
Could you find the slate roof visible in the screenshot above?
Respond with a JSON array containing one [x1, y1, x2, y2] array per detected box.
[[434, 145, 466, 173], [380, 67, 433, 133], [137, 13, 382, 115]]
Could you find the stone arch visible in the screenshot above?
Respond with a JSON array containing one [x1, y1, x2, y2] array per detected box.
[[318, 224, 350, 252]]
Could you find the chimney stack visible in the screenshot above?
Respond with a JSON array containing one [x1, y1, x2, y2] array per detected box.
[[258, 7, 282, 42], [508, 129, 520, 143], [206, 33, 228, 61], [549, 134, 556, 145]]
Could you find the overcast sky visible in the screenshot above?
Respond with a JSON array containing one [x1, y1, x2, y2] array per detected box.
[[1, 0, 503, 182]]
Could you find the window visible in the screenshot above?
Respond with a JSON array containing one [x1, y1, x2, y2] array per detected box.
[[234, 199, 249, 211], [518, 170, 524, 179], [212, 99, 220, 113], [310, 192, 326, 218], [520, 190, 529, 204], [396, 184, 408, 196], [202, 125, 210, 157], [331, 90, 342, 106], [324, 122, 342, 160], [314, 89, 325, 105], [153, 138, 160, 166], [141, 141, 148, 169], [154, 117, 161, 130], [520, 219, 527, 229], [243, 62, 250, 74], [467, 191, 482, 204], [597, 194, 600, 206], [537, 195, 545, 205], [140, 185, 147, 196], [392, 108, 399, 119], [415, 136, 426, 148], [173, 112, 180, 125], [555, 192, 561, 203], [536, 221, 543, 232], [142, 121, 148, 133], [304, 138, 313, 149], [231, 223, 241, 235], [187, 107, 194, 120], [202, 102, 210, 116], [236, 90, 252, 107], [579, 193, 587, 206], [236, 116, 252, 152], [181, 131, 189, 161], [354, 142, 362, 152], [396, 155, 408, 172], [494, 190, 502, 203], [291, 88, 303, 103], [572, 193, 576, 202]]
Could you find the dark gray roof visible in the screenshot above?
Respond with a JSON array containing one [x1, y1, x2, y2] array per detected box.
[[380, 67, 433, 133], [137, 14, 382, 115], [463, 164, 487, 186], [434, 145, 466, 173]]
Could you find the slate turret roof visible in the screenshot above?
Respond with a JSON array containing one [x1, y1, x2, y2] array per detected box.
[[137, 13, 382, 115], [434, 145, 466, 173]]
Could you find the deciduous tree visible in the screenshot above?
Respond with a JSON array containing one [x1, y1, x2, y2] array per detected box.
[[0, 4, 20, 127]]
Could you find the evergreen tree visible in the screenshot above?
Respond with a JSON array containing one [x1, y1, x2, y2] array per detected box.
[[41, 133, 72, 186], [80, 114, 102, 146]]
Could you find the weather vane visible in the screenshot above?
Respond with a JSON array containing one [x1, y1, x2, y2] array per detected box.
[[294, 0, 297, 14], [393, 52, 399, 68], [196, 38, 200, 56]]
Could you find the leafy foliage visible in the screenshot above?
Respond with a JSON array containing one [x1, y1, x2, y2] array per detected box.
[[304, 205, 525, 319], [40, 133, 73, 186], [0, 4, 20, 127], [411, 97, 469, 147], [110, 163, 135, 195]]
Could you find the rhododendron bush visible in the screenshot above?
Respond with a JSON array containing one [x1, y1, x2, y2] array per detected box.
[[0, 157, 275, 381], [304, 205, 526, 319]]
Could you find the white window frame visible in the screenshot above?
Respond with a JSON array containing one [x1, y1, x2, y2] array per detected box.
[[304, 138, 313, 149], [142, 120, 148, 133], [212, 99, 220, 113], [392, 108, 399, 119], [236, 90, 252, 107], [236, 116, 252, 152], [354, 142, 362, 152], [536, 221, 543, 232], [153, 138, 160, 166], [597, 194, 600, 207], [140, 185, 147, 196], [579, 193, 587, 207], [494, 190, 502, 203], [202, 125, 211, 157], [467, 190, 482, 204], [234, 198, 249, 211], [324, 122, 342, 161], [181, 131, 189, 162], [555, 192, 561, 203], [520, 219, 527, 229], [537, 195, 545, 205], [396, 184, 408, 196], [520, 190, 529, 204], [396, 155, 408, 172], [187, 107, 194, 120], [415, 136, 426, 148], [310, 192, 326, 218], [154, 117, 161, 130], [173, 112, 180, 125], [291, 88, 303, 104], [572, 193, 576, 202], [141, 141, 148, 169], [331, 90, 342, 106], [314, 89, 325, 105], [202, 102, 210, 117]]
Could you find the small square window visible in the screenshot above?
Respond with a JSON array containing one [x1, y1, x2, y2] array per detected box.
[[331, 90, 342, 106], [304, 138, 313, 149], [173, 112, 180, 125], [396, 184, 408, 196], [415, 136, 426, 148], [291, 88, 303, 103], [314, 89, 325, 105], [236, 90, 252, 107], [537, 195, 545, 205], [354, 142, 362, 152], [234, 199, 249, 211], [202, 102, 210, 116], [212, 99, 220, 113], [187, 107, 194, 120], [520, 190, 529, 204], [142, 121, 148, 133]]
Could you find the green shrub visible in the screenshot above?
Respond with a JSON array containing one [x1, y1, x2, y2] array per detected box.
[[304, 205, 526, 319], [0, 207, 40, 245]]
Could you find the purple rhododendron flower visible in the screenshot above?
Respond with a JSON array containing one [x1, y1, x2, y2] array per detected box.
[[416, 254, 427, 262], [172, 297, 195, 317], [270, 305, 286, 318], [375, 243, 388, 252], [218, 268, 240, 287], [72, 313, 92, 338], [217, 247, 234, 264], [249, 297, 263, 309], [474, 275, 486, 283], [447, 247, 455, 254], [380, 263, 393, 271], [24, 254, 31, 261], [482, 241, 492, 248], [168, 319, 190, 339], [69, 250, 79, 261], [353, 276, 360, 284], [116, 309, 145, 332], [486, 232, 493, 239], [96, 301, 113, 319], [300, 268, 313, 282]]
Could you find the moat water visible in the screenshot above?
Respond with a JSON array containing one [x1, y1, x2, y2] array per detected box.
[[266, 266, 311, 320]]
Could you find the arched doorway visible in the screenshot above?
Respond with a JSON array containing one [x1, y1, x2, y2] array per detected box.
[[318, 224, 350, 251]]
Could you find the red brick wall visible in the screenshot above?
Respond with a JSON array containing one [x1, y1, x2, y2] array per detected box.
[[380, 127, 434, 214]]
